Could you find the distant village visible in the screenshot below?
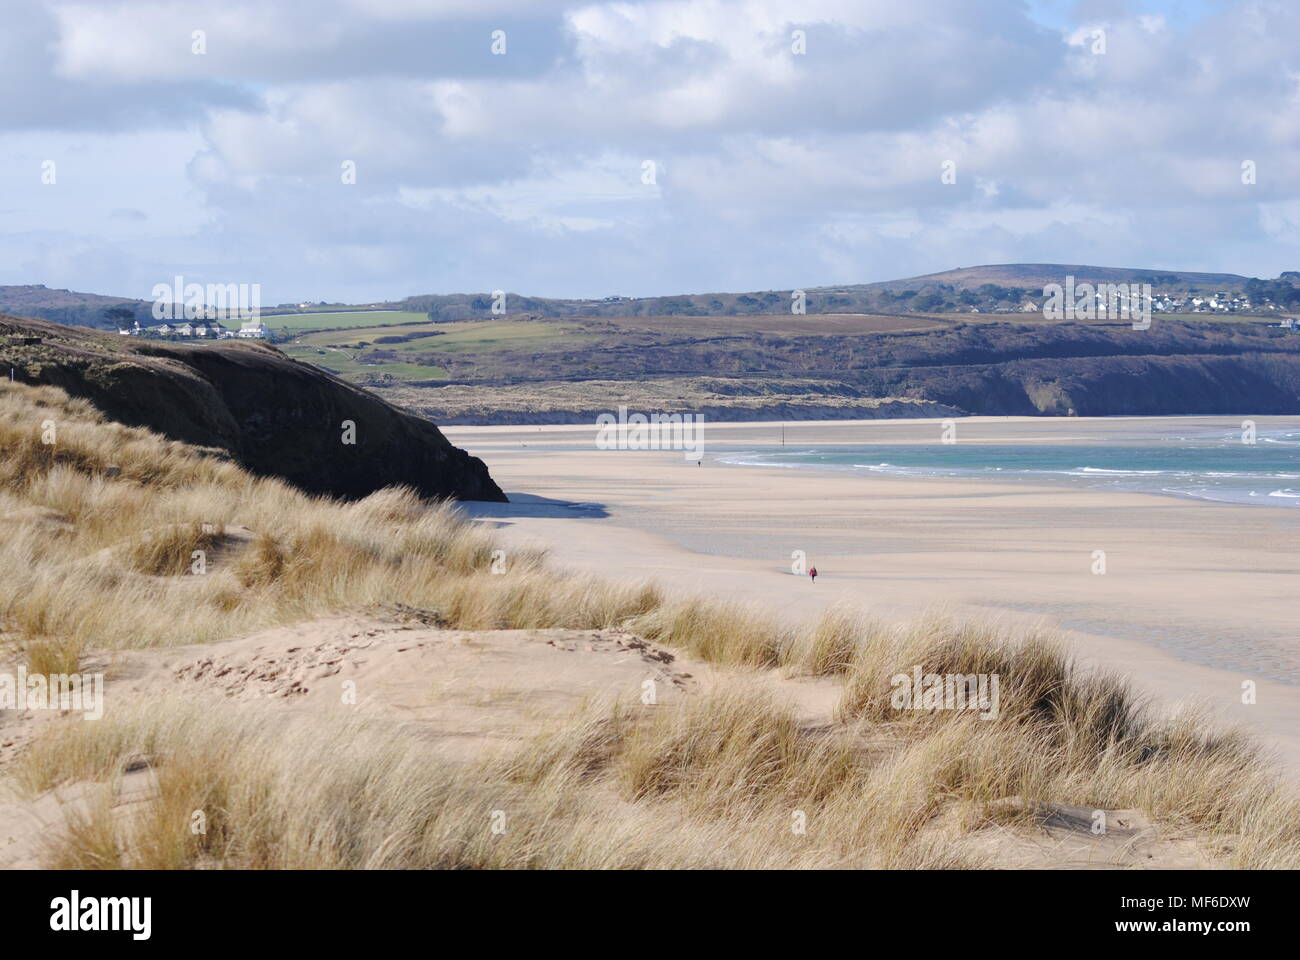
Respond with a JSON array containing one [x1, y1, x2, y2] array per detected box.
[[1147, 291, 1289, 315], [971, 290, 1298, 317], [822, 274, 1300, 320], [116, 317, 272, 340]]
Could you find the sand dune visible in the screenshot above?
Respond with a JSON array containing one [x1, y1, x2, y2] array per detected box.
[[0, 611, 1223, 869]]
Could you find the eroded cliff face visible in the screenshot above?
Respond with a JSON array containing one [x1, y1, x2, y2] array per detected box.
[[0, 316, 506, 502]]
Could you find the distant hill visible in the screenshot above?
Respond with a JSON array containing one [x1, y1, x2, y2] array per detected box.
[[7, 287, 1300, 425], [4, 262, 1295, 332], [397, 263, 1292, 321], [850, 263, 1255, 292], [0, 285, 151, 329]]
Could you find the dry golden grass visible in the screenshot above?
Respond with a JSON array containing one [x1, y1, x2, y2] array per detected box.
[[123, 521, 228, 577], [23, 635, 84, 677], [4, 380, 1300, 869], [628, 598, 790, 667], [0, 382, 551, 660], [505, 658, 1300, 868], [15, 695, 823, 869], [20, 691, 994, 869], [33, 660, 1295, 869], [794, 601, 884, 675], [16, 644, 1300, 870]]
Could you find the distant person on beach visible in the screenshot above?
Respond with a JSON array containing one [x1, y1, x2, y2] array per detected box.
[[809, 565, 818, 583]]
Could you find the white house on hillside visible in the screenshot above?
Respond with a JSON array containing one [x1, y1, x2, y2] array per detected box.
[[237, 320, 271, 339]]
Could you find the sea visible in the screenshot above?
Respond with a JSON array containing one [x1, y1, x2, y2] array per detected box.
[[716, 426, 1300, 507]]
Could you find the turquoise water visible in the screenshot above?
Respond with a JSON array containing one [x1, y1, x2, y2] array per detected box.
[[717, 428, 1300, 506]]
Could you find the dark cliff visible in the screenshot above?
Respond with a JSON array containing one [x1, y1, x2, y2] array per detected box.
[[0, 315, 505, 502]]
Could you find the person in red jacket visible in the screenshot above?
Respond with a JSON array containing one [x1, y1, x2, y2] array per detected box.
[[809, 565, 818, 583]]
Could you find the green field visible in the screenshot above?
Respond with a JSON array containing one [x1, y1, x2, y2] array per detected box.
[[281, 319, 592, 383], [297, 319, 590, 354], [280, 345, 447, 381], [264, 310, 429, 333]]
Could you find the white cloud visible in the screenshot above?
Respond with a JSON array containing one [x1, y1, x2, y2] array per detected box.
[[3, 0, 1298, 302]]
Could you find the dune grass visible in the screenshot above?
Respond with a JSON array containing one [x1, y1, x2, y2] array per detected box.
[[3, 380, 1299, 869], [23, 666, 1298, 868], [0, 382, 554, 663], [18, 690, 991, 870]]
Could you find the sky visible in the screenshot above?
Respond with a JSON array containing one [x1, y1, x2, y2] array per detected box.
[[0, 0, 1296, 304]]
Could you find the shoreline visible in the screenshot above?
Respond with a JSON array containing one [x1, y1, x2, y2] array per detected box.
[[448, 415, 1300, 773]]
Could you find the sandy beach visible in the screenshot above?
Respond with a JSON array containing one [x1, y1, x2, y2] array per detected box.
[[447, 415, 1300, 772]]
